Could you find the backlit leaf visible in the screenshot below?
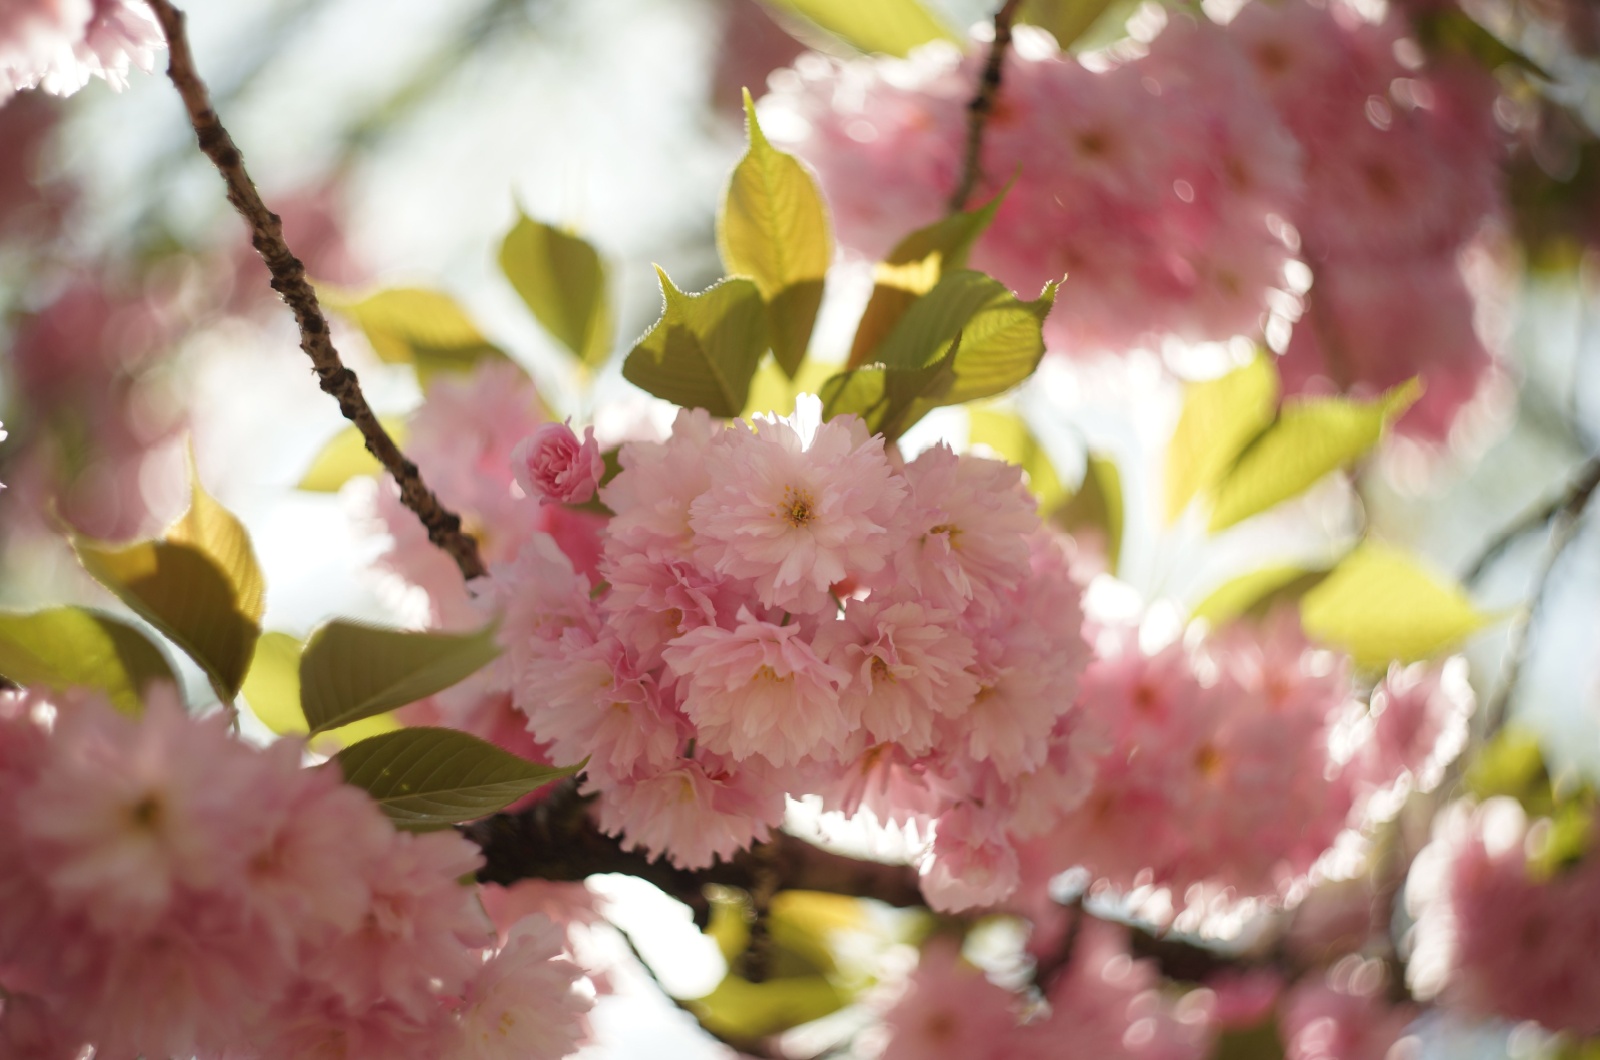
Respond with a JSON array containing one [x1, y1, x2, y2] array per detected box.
[[967, 407, 1069, 515], [169, 456, 266, 628], [240, 630, 401, 750], [1192, 564, 1332, 626], [1165, 353, 1278, 523], [499, 213, 612, 367], [819, 344, 956, 440], [73, 538, 257, 702], [0, 607, 176, 716], [299, 620, 501, 735], [849, 192, 1003, 369], [622, 269, 769, 417], [297, 417, 409, 492], [326, 287, 508, 382], [1206, 381, 1419, 532], [333, 726, 579, 828], [1021, 0, 1139, 51], [1056, 454, 1123, 573], [758, 0, 959, 57], [690, 973, 847, 1042], [1299, 542, 1493, 670], [721, 91, 831, 377]]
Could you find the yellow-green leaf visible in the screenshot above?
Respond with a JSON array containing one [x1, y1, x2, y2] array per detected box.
[[333, 726, 579, 828], [297, 417, 409, 492], [742, 355, 839, 419], [300, 620, 501, 735], [1020, 0, 1138, 51], [690, 973, 847, 1042], [819, 345, 956, 440], [1528, 799, 1595, 880], [1299, 542, 1492, 670], [967, 407, 1068, 515], [169, 457, 266, 627], [241, 630, 401, 750], [0, 607, 176, 716], [499, 214, 612, 367], [848, 191, 1003, 369], [721, 90, 831, 377], [1191, 564, 1332, 626], [326, 287, 508, 382], [1165, 354, 1278, 523], [1056, 453, 1123, 573], [622, 269, 769, 418], [1206, 380, 1420, 532], [72, 538, 258, 702], [757, 0, 959, 57], [1466, 726, 1552, 813]]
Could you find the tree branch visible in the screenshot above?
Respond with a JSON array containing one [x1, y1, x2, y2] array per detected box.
[[144, 0, 487, 581], [1461, 454, 1600, 588], [949, 0, 1024, 213]]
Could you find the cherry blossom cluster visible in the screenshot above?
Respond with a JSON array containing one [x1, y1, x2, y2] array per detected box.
[[876, 922, 1212, 1059], [0, 685, 593, 1059], [491, 398, 1096, 910], [764, 0, 1504, 438], [0, 0, 163, 105], [1016, 615, 1471, 918], [1405, 796, 1600, 1036]]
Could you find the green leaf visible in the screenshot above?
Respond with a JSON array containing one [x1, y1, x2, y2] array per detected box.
[[333, 726, 579, 828], [1019, 0, 1129, 50], [169, 457, 266, 628], [299, 620, 501, 735], [499, 213, 612, 367], [1299, 542, 1493, 670], [298, 417, 409, 492], [622, 269, 769, 417], [1056, 453, 1123, 573], [1211, 1018, 1287, 1060], [1206, 380, 1420, 532], [721, 90, 831, 378], [0, 607, 176, 716], [1165, 354, 1279, 523], [240, 630, 402, 750], [73, 538, 258, 702], [819, 345, 957, 441], [848, 192, 1003, 369], [690, 973, 847, 1042], [1466, 727, 1553, 812], [1413, 10, 1550, 80], [1528, 799, 1595, 881], [742, 355, 840, 419], [757, 0, 959, 57], [967, 407, 1068, 515], [326, 287, 508, 382], [1192, 564, 1332, 626]]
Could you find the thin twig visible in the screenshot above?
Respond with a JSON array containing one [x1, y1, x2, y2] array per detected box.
[[948, 0, 1024, 213], [144, 0, 487, 581], [1461, 455, 1600, 587], [1480, 465, 1599, 737]]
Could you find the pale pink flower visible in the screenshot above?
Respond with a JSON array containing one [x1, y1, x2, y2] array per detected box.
[[0, 992, 84, 1060], [513, 420, 604, 506], [1, 0, 161, 103], [1407, 798, 1600, 1035], [594, 756, 787, 869], [813, 596, 978, 753], [598, 550, 742, 670], [690, 405, 906, 615], [1282, 970, 1418, 1060], [878, 938, 1024, 1060], [662, 609, 851, 766], [254, 988, 447, 1060], [891, 445, 1037, 618], [448, 915, 593, 1060], [918, 803, 1020, 913], [601, 406, 723, 561], [1344, 659, 1471, 818]]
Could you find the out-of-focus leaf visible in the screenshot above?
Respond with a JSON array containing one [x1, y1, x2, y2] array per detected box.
[[1206, 381, 1419, 532], [706, 888, 753, 964], [333, 726, 579, 829], [1299, 543, 1492, 670], [1413, 9, 1550, 79], [299, 620, 500, 735], [499, 213, 612, 367], [297, 417, 409, 492], [622, 269, 769, 418], [73, 538, 258, 702], [967, 407, 1068, 515], [0, 607, 176, 716], [326, 287, 508, 382], [1165, 354, 1278, 523], [757, 0, 959, 57], [690, 973, 847, 1042], [1056, 453, 1123, 573], [1192, 564, 1332, 626], [1019, 0, 1130, 50], [1528, 799, 1595, 880], [1211, 1019, 1287, 1060], [742, 356, 839, 419], [721, 90, 831, 377], [820, 343, 956, 439], [848, 192, 1004, 369], [769, 891, 863, 978], [1466, 727, 1553, 814], [169, 457, 266, 628]]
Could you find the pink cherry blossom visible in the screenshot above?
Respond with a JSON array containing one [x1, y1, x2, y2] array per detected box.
[[594, 756, 787, 870], [662, 609, 852, 766], [601, 406, 723, 561], [1, 0, 161, 103], [1281, 968, 1419, 1060], [448, 914, 593, 1060], [513, 420, 605, 506], [877, 938, 1024, 1060], [690, 407, 906, 615], [918, 803, 1021, 913]]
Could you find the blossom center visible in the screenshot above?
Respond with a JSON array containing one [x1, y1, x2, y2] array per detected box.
[[777, 485, 817, 528]]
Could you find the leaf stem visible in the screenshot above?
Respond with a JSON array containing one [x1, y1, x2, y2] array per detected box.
[[143, 0, 487, 581]]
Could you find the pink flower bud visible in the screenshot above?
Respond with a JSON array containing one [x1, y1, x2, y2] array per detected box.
[[512, 421, 603, 506]]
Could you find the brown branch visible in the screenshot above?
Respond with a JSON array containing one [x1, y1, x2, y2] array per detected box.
[[1461, 454, 1600, 588], [948, 0, 1024, 213], [144, 0, 486, 581]]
